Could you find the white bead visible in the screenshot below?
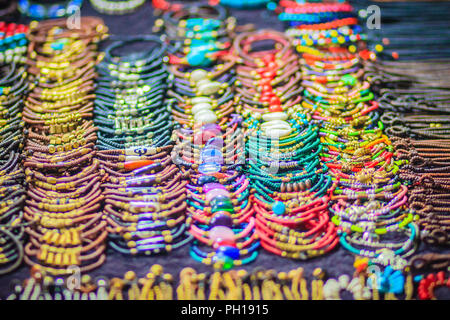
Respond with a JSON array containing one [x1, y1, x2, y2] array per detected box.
[[261, 120, 292, 137], [262, 112, 288, 122], [261, 120, 291, 130], [125, 146, 157, 156], [191, 96, 212, 105], [194, 110, 217, 124], [197, 81, 221, 95], [190, 69, 208, 82], [192, 102, 213, 115]]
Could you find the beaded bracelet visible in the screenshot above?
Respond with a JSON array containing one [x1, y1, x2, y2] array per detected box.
[[417, 271, 449, 300]]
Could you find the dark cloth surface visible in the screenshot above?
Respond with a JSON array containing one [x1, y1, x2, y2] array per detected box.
[[0, 1, 449, 299]]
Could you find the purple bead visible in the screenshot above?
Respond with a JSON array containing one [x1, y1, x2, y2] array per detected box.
[[206, 188, 230, 202], [210, 212, 233, 228], [203, 183, 226, 193]]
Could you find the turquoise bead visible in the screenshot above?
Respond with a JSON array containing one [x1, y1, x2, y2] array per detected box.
[[272, 201, 285, 215], [186, 50, 212, 67]]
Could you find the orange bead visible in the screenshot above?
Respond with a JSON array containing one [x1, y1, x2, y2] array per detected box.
[[124, 160, 155, 170]]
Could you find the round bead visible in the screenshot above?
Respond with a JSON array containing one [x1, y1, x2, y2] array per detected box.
[[192, 102, 213, 115], [217, 246, 240, 260], [272, 201, 285, 215], [209, 226, 235, 242], [206, 188, 231, 202], [194, 110, 217, 124], [190, 69, 208, 82], [210, 212, 233, 228]]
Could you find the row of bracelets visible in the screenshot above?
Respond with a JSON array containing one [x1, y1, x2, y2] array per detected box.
[[21, 18, 109, 275], [232, 29, 338, 260], [161, 4, 260, 270], [6, 260, 450, 300], [0, 22, 29, 275], [94, 35, 192, 256], [271, 0, 419, 268], [366, 39, 450, 246]]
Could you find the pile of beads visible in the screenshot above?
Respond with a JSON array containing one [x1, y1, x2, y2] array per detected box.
[[22, 18, 108, 275], [0, 58, 29, 275], [18, 0, 84, 20], [90, 0, 146, 15], [161, 4, 259, 270], [232, 29, 338, 259], [0, 22, 28, 64], [94, 35, 192, 255]]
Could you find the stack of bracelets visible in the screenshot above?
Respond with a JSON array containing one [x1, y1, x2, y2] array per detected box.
[[361, 0, 450, 247], [22, 18, 108, 275], [157, 4, 259, 270], [94, 35, 193, 255], [0, 23, 29, 275], [269, 0, 419, 267], [8, 261, 450, 300], [18, 0, 84, 20], [231, 29, 338, 260]]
